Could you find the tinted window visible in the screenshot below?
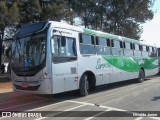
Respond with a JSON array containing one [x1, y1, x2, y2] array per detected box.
[[134, 51, 142, 57], [112, 48, 123, 56], [79, 34, 95, 55], [134, 44, 142, 57], [123, 42, 133, 56], [111, 40, 123, 56], [145, 46, 148, 51], [96, 37, 111, 55], [125, 42, 131, 49], [96, 46, 111, 55], [98, 37, 107, 46], [135, 44, 139, 50], [107, 39, 110, 47], [80, 45, 95, 54], [53, 36, 76, 57], [16, 21, 47, 36], [114, 40, 120, 48], [81, 34, 94, 45]]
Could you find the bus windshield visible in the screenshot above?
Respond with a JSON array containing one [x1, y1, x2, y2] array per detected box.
[[11, 31, 46, 69]]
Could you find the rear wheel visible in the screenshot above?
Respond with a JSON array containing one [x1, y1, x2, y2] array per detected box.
[[137, 69, 145, 83], [79, 74, 89, 96]]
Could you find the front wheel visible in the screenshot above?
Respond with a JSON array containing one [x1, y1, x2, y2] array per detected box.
[[137, 69, 145, 83], [79, 74, 89, 96]]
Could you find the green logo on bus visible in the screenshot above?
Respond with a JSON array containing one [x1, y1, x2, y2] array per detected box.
[[96, 59, 111, 69]]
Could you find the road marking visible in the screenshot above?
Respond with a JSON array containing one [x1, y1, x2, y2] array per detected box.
[[64, 104, 86, 111], [0, 100, 45, 110], [149, 117, 160, 120], [34, 104, 86, 120], [68, 100, 126, 111], [134, 117, 144, 120], [84, 109, 112, 120], [68, 100, 160, 120], [134, 117, 160, 120]]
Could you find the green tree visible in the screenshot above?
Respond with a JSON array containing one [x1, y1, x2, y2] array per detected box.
[[0, 1, 19, 65], [18, 0, 42, 24], [42, 1, 75, 24], [71, 0, 154, 39], [104, 0, 154, 39], [71, 0, 96, 28]]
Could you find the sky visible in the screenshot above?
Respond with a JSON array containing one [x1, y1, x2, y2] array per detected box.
[[141, 0, 160, 47]]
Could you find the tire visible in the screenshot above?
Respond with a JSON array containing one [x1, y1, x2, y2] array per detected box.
[[79, 74, 89, 96], [137, 69, 145, 83]]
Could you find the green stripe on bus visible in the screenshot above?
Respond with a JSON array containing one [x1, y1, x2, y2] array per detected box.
[[102, 56, 158, 72]]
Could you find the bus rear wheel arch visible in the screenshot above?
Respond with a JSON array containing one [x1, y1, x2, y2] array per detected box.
[[79, 71, 96, 96], [137, 68, 145, 83]]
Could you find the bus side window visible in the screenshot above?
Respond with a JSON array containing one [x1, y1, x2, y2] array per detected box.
[[65, 37, 77, 56], [96, 37, 111, 55], [52, 36, 76, 57], [134, 44, 142, 57], [111, 40, 123, 56], [148, 46, 153, 57], [123, 42, 133, 56], [154, 47, 157, 57], [149, 47, 157, 57], [142, 45, 148, 57], [79, 33, 95, 55]]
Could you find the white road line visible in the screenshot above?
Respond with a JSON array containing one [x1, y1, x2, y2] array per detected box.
[[134, 117, 144, 120], [68, 100, 126, 111], [64, 104, 86, 111], [68, 100, 160, 120], [84, 109, 112, 120], [0, 100, 45, 110], [149, 117, 160, 120], [34, 104, 86, 120], [134, 117, 160, 120]]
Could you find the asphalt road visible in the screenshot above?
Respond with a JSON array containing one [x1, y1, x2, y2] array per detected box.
[[0, 75, 160, 120]]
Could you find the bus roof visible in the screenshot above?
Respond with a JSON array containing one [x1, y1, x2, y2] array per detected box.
[[49, 21, 141, 44], [15, 21, 155, 46]]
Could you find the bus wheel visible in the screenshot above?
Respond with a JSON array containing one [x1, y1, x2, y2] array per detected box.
[[137, 69, 145, 83], [79, 74, 89, 96]]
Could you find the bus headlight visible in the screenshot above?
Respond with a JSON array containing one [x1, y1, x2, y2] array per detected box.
[[43, 72, 48, 78]]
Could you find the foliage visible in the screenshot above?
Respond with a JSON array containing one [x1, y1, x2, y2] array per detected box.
[[0, 0, 155, 64], [71, 0, 154, 39], [0, 0, 19, 64]]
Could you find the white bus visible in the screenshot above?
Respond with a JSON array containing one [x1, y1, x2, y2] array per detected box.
[[11, 21, 159, 96]]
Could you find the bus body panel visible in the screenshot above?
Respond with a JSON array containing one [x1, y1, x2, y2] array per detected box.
[[52, 61, 78, 94], [11, 21, 159, 95], [12, 69, 52, 94], [50, 26, 79, 94]]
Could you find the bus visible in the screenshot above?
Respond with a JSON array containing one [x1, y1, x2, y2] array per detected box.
[[11, 21, 159, 96]]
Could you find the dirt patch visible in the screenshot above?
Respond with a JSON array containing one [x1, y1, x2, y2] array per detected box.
[[0, 76, 12, 93], [0, 82, 12, 89]]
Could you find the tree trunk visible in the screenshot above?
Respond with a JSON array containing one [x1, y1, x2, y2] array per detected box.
[[0, 29, 4, 65], [0, 35, 2, 66]]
